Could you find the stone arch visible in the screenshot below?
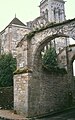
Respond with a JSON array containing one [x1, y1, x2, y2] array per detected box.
[[28, 34, 70, 116], [32, 33, 68, 70]]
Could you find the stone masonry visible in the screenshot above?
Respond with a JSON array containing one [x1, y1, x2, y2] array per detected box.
[[14, 73, 32, 116], [14, 18, 75, 117], [0, 17, 30, 57]]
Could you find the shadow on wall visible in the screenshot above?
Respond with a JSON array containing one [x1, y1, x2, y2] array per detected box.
[[0, 86, 13, 109]]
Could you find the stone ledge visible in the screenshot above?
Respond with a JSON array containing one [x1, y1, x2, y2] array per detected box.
[[13, 68, 32, 75]]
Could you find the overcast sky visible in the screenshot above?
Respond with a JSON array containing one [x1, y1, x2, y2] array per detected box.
[[0, 0, 75, 31]]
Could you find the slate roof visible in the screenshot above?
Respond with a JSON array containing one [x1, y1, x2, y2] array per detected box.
[[9, 17, 26, 26], [0, 17, 26, 34]]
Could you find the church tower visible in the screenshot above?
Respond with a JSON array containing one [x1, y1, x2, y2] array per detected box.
[[39, 0, 66, 23]]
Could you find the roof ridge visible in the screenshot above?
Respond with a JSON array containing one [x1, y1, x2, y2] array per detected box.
[[0, 17, 26, 34], [9, 17, 26, 26]]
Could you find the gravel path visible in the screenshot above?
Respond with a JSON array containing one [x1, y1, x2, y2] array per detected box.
[[0, 110, 28, 120]]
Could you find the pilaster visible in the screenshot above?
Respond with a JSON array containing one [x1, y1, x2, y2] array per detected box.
[[14, 73, 32, 117]]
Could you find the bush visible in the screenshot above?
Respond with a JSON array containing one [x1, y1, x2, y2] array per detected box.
[[42, 48, 67, 74], [0, 53, 17, 87]]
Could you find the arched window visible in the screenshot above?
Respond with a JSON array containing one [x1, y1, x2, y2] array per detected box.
[[54, 8, 56, 22], [42, 11, 45, 16], [58, 9, 61, 22], [45, 9, 48, 20]]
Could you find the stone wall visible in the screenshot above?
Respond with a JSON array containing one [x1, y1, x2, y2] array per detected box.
[[14, 70, 74, 117], [1, 24, 30, 57], [14, 73, 32, 117], [17, 40, 28, 69], [28, 69, 74, 117]]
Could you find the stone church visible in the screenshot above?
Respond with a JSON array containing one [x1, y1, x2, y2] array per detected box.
[[0, 17, 30, 57], [0, 0, 69, 57]]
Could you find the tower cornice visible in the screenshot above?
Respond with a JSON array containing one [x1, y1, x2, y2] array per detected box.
[[54, 0, 65, 3]]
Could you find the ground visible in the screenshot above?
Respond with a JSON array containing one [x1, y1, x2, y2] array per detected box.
[[36, 108, 75, 120], [0, 108, 75, 120], [0, 109, 27, 120]]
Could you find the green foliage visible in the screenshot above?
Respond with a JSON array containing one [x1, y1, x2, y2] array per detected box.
[[42, 48, 58, 72], [42, 48, 67, 74], [0, 53, 17, 87]]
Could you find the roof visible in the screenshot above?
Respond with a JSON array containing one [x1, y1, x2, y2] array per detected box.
[[9, 17, 26, 26], [0, 17, 26, 34]]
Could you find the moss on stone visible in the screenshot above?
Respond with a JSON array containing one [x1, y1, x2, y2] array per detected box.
[[13, 68, 32, 75]]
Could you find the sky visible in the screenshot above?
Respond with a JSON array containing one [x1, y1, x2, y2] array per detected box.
[[0, 0, 75, 31]]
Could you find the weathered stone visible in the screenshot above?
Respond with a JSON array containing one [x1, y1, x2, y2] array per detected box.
[[14, 73, 32, 117], [14, 18, 75, 117]]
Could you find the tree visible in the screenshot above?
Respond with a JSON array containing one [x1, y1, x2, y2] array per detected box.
[[42, 47, 67, 74], [0, 53, 17, 87], [42, 47, 58, 72]]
